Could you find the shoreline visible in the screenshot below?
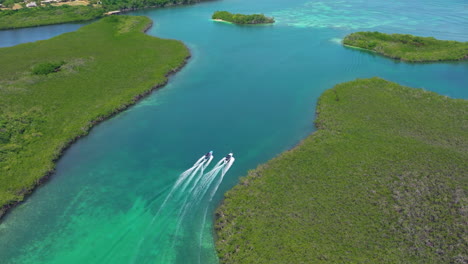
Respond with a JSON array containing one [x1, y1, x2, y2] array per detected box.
[[214, 78, 468, 262], [211, 18, 234, 25], [0, 0, 212, 31], [0, 19, 191, 221], [0, 17, 99, 31], [343, 43, 468, 63], [212, 18, 232, 24], [211, 19, 274, 26]]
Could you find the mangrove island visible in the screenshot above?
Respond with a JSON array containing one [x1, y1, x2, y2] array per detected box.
[[343, 31, 468, 62], [212, 11, 274, 25], [0, 15, 189, 218], [216, 78, 467, 263]]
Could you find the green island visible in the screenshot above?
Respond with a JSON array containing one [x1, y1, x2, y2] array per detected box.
[[343, 31, 468, 62], [216, 78, 467, 263], [0, 0, 204, 30], [0, 15, 189, 217], [212, 11, 274, 25]]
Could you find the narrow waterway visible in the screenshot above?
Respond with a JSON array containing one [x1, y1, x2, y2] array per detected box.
[[0, 22, 88, 48], [0, 0, 467, 263]]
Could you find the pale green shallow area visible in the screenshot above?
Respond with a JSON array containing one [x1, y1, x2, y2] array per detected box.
[[0, 0, 467, 263]]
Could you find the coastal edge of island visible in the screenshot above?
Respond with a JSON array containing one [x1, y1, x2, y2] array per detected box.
[[0, 16, 191, 220], [212, 11, 275, 25], [342, 31, 468, 62], [215, 77, 467, 263]]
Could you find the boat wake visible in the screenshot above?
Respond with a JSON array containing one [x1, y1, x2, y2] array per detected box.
[[131, 151, 235, 263]]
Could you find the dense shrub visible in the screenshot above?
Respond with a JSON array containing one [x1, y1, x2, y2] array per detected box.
[[31, 61, 65, 75], [0, 5, 104, 29], [0, 0, 204, 29], [216, 78, 468, 263], [0, 16, 189, 214], [212, 11, 274, 24], [343, 31, 468, 62]]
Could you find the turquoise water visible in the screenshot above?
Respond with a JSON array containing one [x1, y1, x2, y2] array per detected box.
[[1, 0, 467, 263]]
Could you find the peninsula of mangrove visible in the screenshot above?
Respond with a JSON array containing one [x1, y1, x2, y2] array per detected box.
[[0, 0, 205, 30], [0, 15, 189, 218], [212, 11, 274, 25], [343, 31, 468, 62], [0, 5, 103, 30], [216, 78, 467, 263]]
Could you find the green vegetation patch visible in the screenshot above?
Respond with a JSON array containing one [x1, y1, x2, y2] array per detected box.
[[212, 11, 274, 25], [31, 61, 65, 75], [0, 0, 205, 30], [343, 32, 468, 62], [0, 5, 104, 30], [215, 78, 467, 263], [100, 0, 203, 13], [0, 15, 189, 215]]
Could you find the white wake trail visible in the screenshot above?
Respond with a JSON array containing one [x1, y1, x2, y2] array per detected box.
[[197, 157, 235, 263], [174, 156, 205, 188], [211, 157, 235, 197], [171, 157, 226, 251], [194, 157, 228, 202], [131, 155, 207, 263], [189, 156, 213, 193], [180, 159, 205, 192], [155, 156, 205, 215]]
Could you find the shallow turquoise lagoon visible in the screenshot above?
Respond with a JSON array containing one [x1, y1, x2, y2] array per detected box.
[[0, 0, 467, 263]]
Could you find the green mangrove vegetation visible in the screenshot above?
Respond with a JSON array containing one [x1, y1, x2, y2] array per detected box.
[[0, 15, 189, 217], [31, 61, 65, 75], [0, 5, 104, 30], [0, 0, 204, 30], [343, 31, 468, 62], [216, 78, 468, 263], [99, 0, 203, 12], [212, 11, 274, 25]]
